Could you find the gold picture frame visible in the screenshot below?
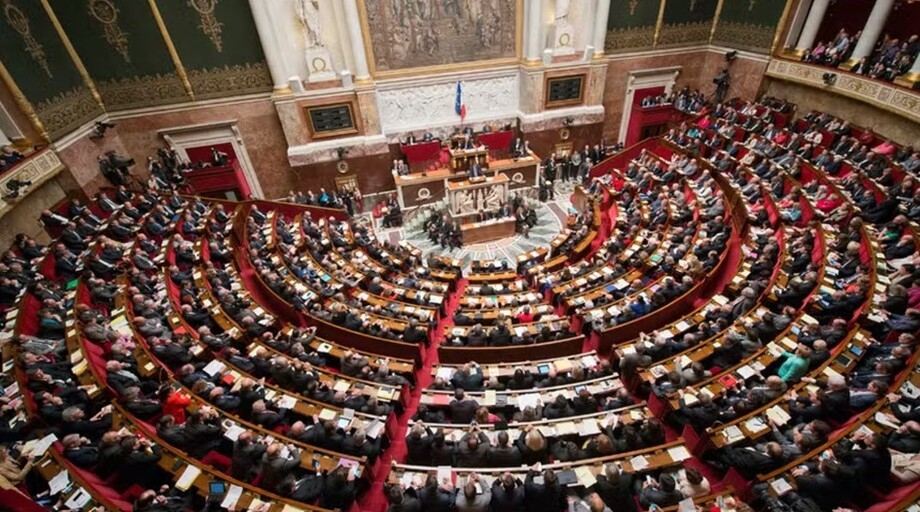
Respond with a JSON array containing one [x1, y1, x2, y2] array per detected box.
[[545, 74, 586, 109], [303, 101, 360, 140]]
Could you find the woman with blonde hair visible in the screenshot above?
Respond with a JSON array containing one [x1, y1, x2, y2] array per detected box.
[[515, 425, 548, 464]]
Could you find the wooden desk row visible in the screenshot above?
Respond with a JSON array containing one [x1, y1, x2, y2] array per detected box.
[[419, 374, 623, 411], [431, 351, 602, 381]]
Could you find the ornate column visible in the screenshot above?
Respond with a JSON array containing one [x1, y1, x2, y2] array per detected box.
[[841, 0, 896, 67], [342, 0, 370, 83], [0, 60, 49, 143], [525, 0, 546, 63], [794, 0, 830, 53], [592, 0, 611, 58], [248, 0, 293, 93]]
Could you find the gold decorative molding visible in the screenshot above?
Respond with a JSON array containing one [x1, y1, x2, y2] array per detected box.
[[0, 148, 65, 218], [712, 21, 775, 52], [147, 0, 194, 101], [186, 62, 273, 100], [0, 58, 49, 143], [605, 26, 656, 53], [87, 0, 131, 62], [96, 73, 188, 110], [657, 21, 711, 47], [187, 0, 224, 52], [710, 0, 725, 44], [771, 0, 794, 55], [766, 59, 920, 124], [2, 0, 51, 78], [39, 0, 105, 110], [34, 86, 102, 139], [653, 0, 667, 47]]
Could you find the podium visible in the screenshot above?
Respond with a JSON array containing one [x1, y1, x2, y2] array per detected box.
[[446, 174, 510, 220]]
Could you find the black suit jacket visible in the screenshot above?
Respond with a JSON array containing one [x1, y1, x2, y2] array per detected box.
[[593, 473, 637, 512]]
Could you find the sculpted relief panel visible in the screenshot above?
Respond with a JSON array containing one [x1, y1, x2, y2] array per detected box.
[[376, 73, 519, 134], [362, 0, 518, 73]]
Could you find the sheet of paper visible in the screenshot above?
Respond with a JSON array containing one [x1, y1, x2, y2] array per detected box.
[[64, 487, 92, 509], [175, 464, 202, 491], [220, 484, 243, 509], [667, 445, 692, 462], [48, 470, 70, 495], [629, 455, 649, 471], [574, 465, 596, 487]]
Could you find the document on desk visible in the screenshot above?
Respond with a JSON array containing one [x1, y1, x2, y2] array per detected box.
[[667, 445, 692, 462], [220, 485, 243, 509], [48, 470, 70, 495], [766, 406, 791, 427], [629, 455, 650, 471], [574, 466, 596, 487], [175, 464, 202, 491], [64, 487, 92, 509], [770, 477, 793, 496]]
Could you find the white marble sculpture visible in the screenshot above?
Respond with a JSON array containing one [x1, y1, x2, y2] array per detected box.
[[296, 0, 336, 82], [553, 0, 575, 56]]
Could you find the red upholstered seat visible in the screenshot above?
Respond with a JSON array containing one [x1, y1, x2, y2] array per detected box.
[[202, 450, 232, 472]]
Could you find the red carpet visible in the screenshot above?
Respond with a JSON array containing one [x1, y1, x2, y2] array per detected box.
[[355, 278, 468, 512]]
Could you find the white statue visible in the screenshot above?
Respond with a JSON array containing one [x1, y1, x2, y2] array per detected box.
[[554, 0, 570, 22], [296, 0, 324, 48]]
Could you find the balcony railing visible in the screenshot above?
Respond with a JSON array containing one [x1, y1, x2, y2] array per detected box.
[[0, 148, 65, 218], [766, 58, 920, 124]]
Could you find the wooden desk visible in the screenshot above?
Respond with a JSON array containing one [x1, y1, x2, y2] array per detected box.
[[447, 174, 510, 220], [393, 168, 467, 209], [449, 147, 489, 171], [460, 217, 516, 244]]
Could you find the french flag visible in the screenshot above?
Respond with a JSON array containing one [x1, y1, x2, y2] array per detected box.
[[455, 81, 466, 121]]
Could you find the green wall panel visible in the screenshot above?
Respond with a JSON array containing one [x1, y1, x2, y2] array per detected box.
[[605, 0, 660, 52], [0, 0, 101, 138], [713, 0, 786, 53], [154, 0, 271, 100], [658, 0, 718, 47], [48, 0, 187, 110]]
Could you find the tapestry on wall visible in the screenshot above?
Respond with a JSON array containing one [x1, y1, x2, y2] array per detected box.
[[362, 0, 518, 73]]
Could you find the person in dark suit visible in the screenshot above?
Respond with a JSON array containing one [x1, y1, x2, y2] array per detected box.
[[593, 463, 636, 512], [456, 428, 490, 467], [449, 389, 479, 424], [229, 431, 266, 480], [320, 466, 357, 511], [416, 475, 454, 512], [524, 467, 568, 512], [491, 472, 525, 512], [405, 133, 418, 145], [406, 422, 434, 465], [61, 434, 99, 468], [638, 474, 683, 508], [487, 431, 523, 467], [386, 485, 421, 512], [259, 442, 301, 494], [468, 161, 483, 178], [793, 458, 856, 511]]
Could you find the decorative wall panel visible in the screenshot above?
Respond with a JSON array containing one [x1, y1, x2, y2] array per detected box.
[[0, 0, 102, 137], [154, 0, 272, 100], [361, 0, 519, 74], [48, 0, 187, 109], [712, 0, 786, 53], [375, 72, 519, 136], [604, 0, 660, 53], [657, 0, 718, 47]]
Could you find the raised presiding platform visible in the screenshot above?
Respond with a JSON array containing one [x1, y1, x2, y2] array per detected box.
[[460, 217, 516, 245], [447, 174, 509, 219]]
